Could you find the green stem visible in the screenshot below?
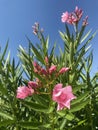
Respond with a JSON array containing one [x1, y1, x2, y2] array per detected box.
[[74, 23, 78, 38]]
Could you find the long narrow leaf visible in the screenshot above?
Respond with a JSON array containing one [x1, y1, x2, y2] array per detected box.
[[0, 41, 9, 62], [18, 121, 51, 129], [22, 100, 48, 112], [31, 44, 45, 64], [0, 120, 14, 127], [70, 99, 90, 113], [80, 29, 92, 44], [0, 111, 14, 120], [71, 91, 89, 105]]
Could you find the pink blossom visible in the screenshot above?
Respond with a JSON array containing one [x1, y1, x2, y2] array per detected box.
[[61, 12, 77, 24], [49, 65, 57, 74], [33, 61, 47, 75], [52, 84, 76, 111], [28, 81, 38, 88], [67, 13, 77, 24], [33, 62, 41, 71], [40, 68, 47, 75], [59, 67, 69, 74], [32, 27, 38, 35], [32, 22, 39, 35], [82, 16, 88, 26], [33, 61, 42, 73], [75, 6, 83, 20], [61, 6, 83, 24], [33, 61, 37, 67], [16, 86, 34, 99], [61, 11, 69, 23], [45, 56, 48, 64]]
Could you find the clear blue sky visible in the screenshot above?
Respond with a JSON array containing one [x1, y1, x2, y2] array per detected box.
[[0, 0, 98, 75]]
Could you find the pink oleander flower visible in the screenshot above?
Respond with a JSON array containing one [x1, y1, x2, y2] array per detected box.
[[16, 86, 34, 99], [33, 61, 48, 75], [28, 81, 38, 88], [61, 11, 77, 24], [61, 6, 83, 24], [52, 84, 76, 111], [33, 61, 41, 70], [82, 16, 88, 26], [40, 68, 47, 75], [67, 13, 77, 24], [49, 65, 57, 74], [45, 56, 48, 64], [61, 11, 69, 23], [32, 22, 39, 35], [33, 61, 42, 73], [59, 67, 69, 74], [74, 6, 83, 20]]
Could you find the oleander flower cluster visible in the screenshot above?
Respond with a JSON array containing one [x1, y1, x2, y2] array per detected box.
[[16, 56, 76, 111], [16, 7, 89, 111], [61, 6, 88, 26], [0, 4, 96, 129]]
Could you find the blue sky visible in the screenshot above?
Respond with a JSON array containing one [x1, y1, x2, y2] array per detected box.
[[0, 0, 98, 74]]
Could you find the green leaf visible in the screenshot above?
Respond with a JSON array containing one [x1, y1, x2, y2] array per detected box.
[[70, 99, 90, 113], [22, 64, 30, 79], [71, 91, 89, 105], [18, 121, 40, 129], [77, 119, 87, 126], [31, 44, 45, 64], [22, 100, 48, 113], [0, 41, 9, 62], [59, 31, 70, 51], [18, 121, 51, 129], [80, 29, 92, 44], [41, 124, 51, 129], [71, 125, 91, 130], [41, 34, 49, 56], [0, 120, 14, 127], [46, 36, 49, 50], [0, 84, 7, 95], [49, 42, 56, 62], [77, 26, 85, 44], [85, 45, 91, 53], [33, 94, 49, 106], [0, 111, 14, 120], [59, 31, 65, 41], [72, 47, 85, 73], [65, 24, 71, 39], [69, 42, 74, 66], [65, 113, 75, 121], [18, 46, 30, 62], [78, 31, 97, 55], [57, 109, 66, 117], [4, 51, 10, 69], [73, 83, 86, 93], [60, 118, 67, 130], [46, 105, 54, 114]]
